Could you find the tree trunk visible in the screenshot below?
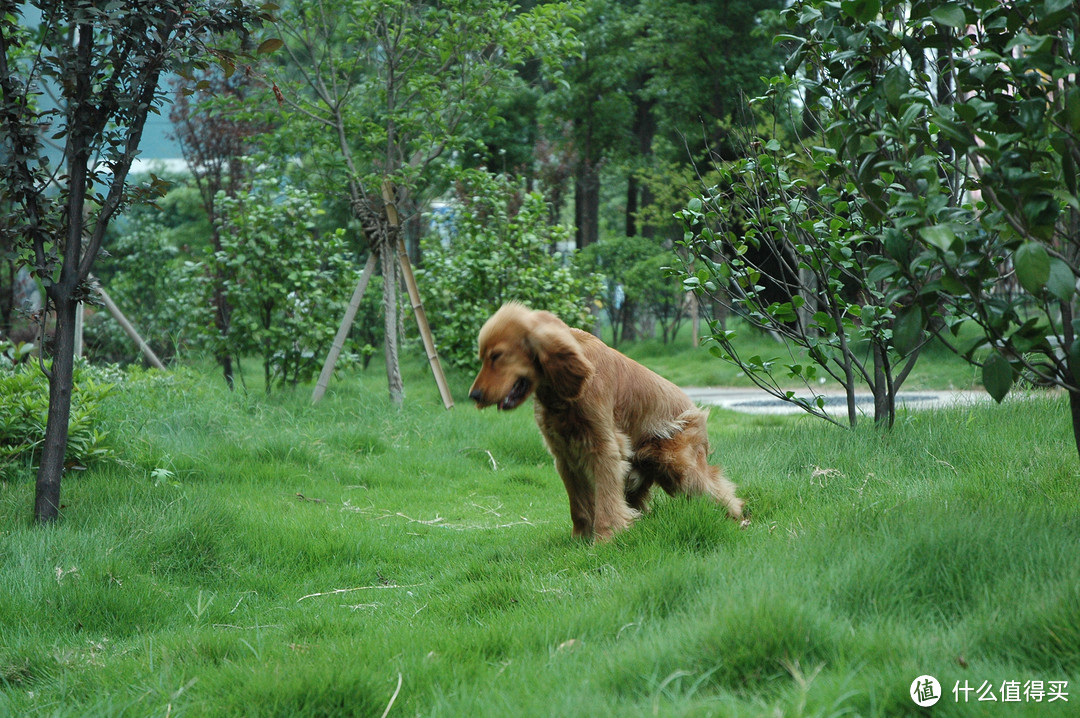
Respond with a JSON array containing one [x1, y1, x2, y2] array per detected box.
[[34, 295, 78, 524], [213, 281, 234, 390], [628, 95, 656, 239], [381, 243, 403, 406], [797, 266, 818, 336], [1064, 298, 1080, 462], [1, 260, 14, 335], [639, 182, 656, 240], [221, 354, 234, 390], [574, 162, 600, 249], [1069, 389, 1080, 464], [872, 342, 895, 429]]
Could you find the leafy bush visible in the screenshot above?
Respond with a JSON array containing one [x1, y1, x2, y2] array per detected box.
[[0, 347, 118, 481], [417, 170, 603, 369], [209, 181, 357, 390], [578, 236, 687, 345], [625, 252, 688, 344]]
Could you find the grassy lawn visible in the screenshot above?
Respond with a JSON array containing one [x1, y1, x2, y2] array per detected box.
[[1, 346, 1077, 716]]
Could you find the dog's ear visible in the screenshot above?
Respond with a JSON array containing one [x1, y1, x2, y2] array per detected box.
[[528, 314, 594, 400]]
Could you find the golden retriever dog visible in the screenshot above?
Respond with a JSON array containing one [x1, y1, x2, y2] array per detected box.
[[469, 302, 744, 541]]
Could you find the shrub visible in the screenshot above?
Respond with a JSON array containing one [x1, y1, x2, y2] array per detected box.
[[578, 236, 687, 345], [206, 181, 357, 391], [417, 170, 603, 369], [0, 346, 118, 481]]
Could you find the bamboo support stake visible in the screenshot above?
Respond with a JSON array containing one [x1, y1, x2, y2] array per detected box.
[[73, 301, 84, 357], [312, 253, 378, 404], [383, 180, 454, 410], [95, 284, 165, 370]]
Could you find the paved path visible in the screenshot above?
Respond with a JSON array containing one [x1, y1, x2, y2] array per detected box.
[[683, 386, 992, 416]]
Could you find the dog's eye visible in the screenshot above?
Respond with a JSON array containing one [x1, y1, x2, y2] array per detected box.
[[490, 352, 502, 364]]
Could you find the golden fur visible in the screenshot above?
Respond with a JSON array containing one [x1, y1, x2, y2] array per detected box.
[[469, 302, 744, 540]]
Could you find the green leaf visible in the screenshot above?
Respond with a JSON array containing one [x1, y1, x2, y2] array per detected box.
[[892, 306, 924, 356], [883, 229, 911, 263], [783, 39, 807, 76], [840, 0, 880, 23], [1013, 242, 1050, 295], [867, 261, 898, 284], [982, 352, 1014, 403], [930, 4, 967, 28], [918, 224, 956, 252], [882, 67, 907, 108], [1065, 87, 1080, 133], [1047, 258, 1076, 302]]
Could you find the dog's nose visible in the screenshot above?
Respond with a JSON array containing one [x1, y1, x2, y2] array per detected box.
[[469, 389, 483, 403]]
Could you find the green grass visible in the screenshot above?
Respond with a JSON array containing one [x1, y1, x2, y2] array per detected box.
[[1, 348, 1077, 717]]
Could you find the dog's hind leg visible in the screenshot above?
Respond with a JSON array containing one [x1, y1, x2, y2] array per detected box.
[[640, 409, 744, 519], [624, 466, 655, 513]]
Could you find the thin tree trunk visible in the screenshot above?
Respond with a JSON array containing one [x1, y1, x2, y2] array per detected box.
[[872, 342, 895, 429], [574, 162, 600, 249], [1069, 389, 1080, 464], [1063, 300, 1080, 462], [381, 242, 403, 406], [832, 306, 858, 428], [34, 296, 78, 523], [213, 281, 234, 390]]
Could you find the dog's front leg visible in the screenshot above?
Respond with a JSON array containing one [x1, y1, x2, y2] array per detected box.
[[584, 432, 639, 541], [554, 455, 595, 539]]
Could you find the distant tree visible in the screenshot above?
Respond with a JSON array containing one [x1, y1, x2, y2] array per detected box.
[[268, 0, 578, 406], [578, 236, 656, 346], [626, 253, 688, 344], [170, 58, 267, 390], [83, 214, 185, 365], [0, 1, 270, 524], [542, 0, 784, 248]]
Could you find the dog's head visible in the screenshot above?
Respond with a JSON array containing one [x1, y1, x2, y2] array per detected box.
[[469, 302, 594, 410]]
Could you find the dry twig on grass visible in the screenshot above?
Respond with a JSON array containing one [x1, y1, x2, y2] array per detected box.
[[380, 673, 403, 718], [459, 446, 498, 471], [296, 583, 424, 602]]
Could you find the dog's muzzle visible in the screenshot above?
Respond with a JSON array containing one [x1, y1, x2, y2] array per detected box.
[[498, 377, 531, 411]]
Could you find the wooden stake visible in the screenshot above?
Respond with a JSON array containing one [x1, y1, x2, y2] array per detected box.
[[312, 253, 378, 404], [383, 179, 454, 409], [74, 300, 84, 357], [95, 284, 165, 370]]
